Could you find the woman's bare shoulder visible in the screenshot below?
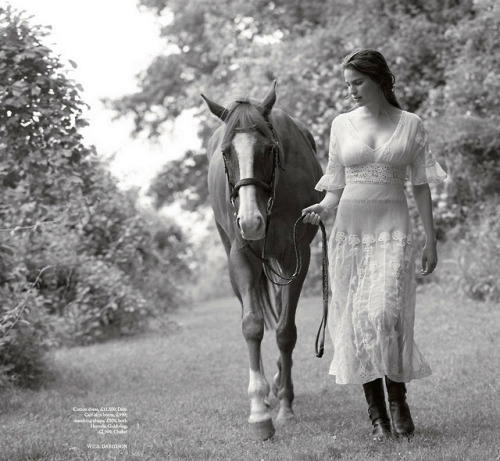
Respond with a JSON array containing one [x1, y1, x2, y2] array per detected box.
[[404, 110, 423, 124], [332, 112, 349, 125]]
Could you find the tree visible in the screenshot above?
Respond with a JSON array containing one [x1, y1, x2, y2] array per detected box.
[[424, 0, 500, 212], [114, 0, 500, 303], [115, 0, 479, 211], [0, 6, 99, 226], [0, 5, 94, 387], [148, 149, 209, 211]]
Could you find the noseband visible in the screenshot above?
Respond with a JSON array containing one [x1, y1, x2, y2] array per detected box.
[[221, 122, 283, 214]]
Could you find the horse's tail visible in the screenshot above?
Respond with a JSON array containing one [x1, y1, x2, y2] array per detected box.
[[257, 258, 282, 330]]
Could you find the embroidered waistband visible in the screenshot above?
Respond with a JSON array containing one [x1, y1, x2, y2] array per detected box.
[[345, 163, 407, 185]]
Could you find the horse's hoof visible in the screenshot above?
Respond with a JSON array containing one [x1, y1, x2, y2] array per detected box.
[[249, 418, 275, 440], [276, 408, 297, 426]]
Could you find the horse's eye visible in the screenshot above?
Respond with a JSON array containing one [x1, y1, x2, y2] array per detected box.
[[254, 147, 269, 159]]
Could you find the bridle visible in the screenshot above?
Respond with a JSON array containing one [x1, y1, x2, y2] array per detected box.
[[221, 122, 283, 215], [220, 119, 330, 358], [221, 120, 306, 286]]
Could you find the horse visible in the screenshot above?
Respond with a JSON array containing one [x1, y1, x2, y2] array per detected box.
[[201, 80, 324, 440]]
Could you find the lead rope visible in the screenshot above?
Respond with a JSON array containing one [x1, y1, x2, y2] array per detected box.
[[244, 215, 329, 358], [315, 219, 329, 358]]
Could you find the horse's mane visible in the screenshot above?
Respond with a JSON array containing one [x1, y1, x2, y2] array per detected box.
[[221, 99, 274, 148]]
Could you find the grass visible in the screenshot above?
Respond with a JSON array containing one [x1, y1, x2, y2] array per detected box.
[[0, 284, 499, 461]]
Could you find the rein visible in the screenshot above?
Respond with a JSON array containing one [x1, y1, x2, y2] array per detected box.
[[244, 216, 329, 358], [221, 120, 329, 358]]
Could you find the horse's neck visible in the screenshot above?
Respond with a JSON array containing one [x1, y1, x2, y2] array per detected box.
[[270, 111, 312, 168], [207, 126, 224, 162]]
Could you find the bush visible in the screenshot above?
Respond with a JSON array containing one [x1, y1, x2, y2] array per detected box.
[[189, 219, 232, 301], [0, 7, 193, 388], [79, 180, 192, 314], [63, 257, 149, 345], [452, 200, 500, 302], [4, 202, 191, 350], [0, 271, 53, 389]]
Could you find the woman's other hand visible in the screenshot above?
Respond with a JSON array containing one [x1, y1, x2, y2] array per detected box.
[[421, 242, 438, 276], [301, 203, 328, 225]]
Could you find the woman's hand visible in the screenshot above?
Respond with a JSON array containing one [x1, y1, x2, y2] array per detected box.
[[301, 203, 328, 226], [421, 241, 438, 276], [302, 191, 341, 225]]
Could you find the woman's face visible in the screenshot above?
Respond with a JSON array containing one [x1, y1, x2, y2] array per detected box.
[[344, 67, 380, 107]]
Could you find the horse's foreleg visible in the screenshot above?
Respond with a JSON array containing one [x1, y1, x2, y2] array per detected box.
[[275, 246, 310, 425], [230, 249, 275, 440], [260, 356, 272, 408], [272, 291, 283, 398], [272, 356, 281, 399], [275, 293, 298, 425], [242, 297, 275, 439]]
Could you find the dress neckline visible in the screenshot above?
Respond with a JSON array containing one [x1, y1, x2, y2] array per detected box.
[[346, 110, 405, 152]]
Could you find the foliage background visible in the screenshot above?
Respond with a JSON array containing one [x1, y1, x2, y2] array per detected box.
[[113, 0, 499, 301], [0, 6, 191, 388]]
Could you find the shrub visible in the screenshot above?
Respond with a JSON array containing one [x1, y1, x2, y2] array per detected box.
[[189, 220, 232, 301], [63, 257, 149, 345], [0, 5, 193, 390], [452, 200, 500, 302], [0, 268, 53, 389], [79, 180, 192, 314]]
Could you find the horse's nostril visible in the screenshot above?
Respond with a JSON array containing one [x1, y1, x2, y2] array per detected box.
[[237, 214, 265, 238]]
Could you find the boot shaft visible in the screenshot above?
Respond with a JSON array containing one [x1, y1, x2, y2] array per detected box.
[[362, 378, 391, 439], [362, 378, 389, 422], [385, 377, 407, 401], [384, 376, 415, 436]]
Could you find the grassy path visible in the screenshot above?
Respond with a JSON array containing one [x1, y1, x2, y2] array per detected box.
[[1, 285, 499, 460]]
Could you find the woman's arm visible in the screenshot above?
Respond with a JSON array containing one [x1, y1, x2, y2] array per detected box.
[[302, 189, 344, 225], [412, 183, 438, 276]]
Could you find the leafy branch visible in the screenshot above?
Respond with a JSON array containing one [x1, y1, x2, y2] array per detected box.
[[0, 265, 53, 340]]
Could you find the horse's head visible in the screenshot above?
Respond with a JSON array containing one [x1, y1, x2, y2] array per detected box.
[[202, 81, 280, 241]]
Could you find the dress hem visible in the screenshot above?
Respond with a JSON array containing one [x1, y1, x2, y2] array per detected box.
[[328, 368, 432, 385]]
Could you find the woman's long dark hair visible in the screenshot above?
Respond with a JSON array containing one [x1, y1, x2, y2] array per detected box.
[[342, 49, 402, 109]]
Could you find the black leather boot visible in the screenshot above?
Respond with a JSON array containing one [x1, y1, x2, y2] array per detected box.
[[385, 377, 415, 437], [362, 378, 392, 440]]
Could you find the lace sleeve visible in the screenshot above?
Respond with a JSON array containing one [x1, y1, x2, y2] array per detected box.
[[407, 121, 447, 185], [315, 121, 346, 191]]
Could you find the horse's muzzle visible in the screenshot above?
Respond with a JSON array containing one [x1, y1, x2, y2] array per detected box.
[[237, 214, 266, 240]]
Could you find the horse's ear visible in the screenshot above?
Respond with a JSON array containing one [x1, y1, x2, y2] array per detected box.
[[201, 94, 228, 121], [261, 80, 277, 118]]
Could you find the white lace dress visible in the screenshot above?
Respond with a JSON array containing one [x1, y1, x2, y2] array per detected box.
[[315, 111, 447, 385]]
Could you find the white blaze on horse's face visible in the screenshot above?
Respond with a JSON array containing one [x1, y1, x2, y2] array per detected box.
[[233, 132, 266, 240]]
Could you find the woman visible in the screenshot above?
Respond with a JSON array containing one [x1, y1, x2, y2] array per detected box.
[[302, 49, 446, 440]]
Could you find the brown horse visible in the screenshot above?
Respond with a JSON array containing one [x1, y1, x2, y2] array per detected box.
[[201, 81, 323, 439]]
